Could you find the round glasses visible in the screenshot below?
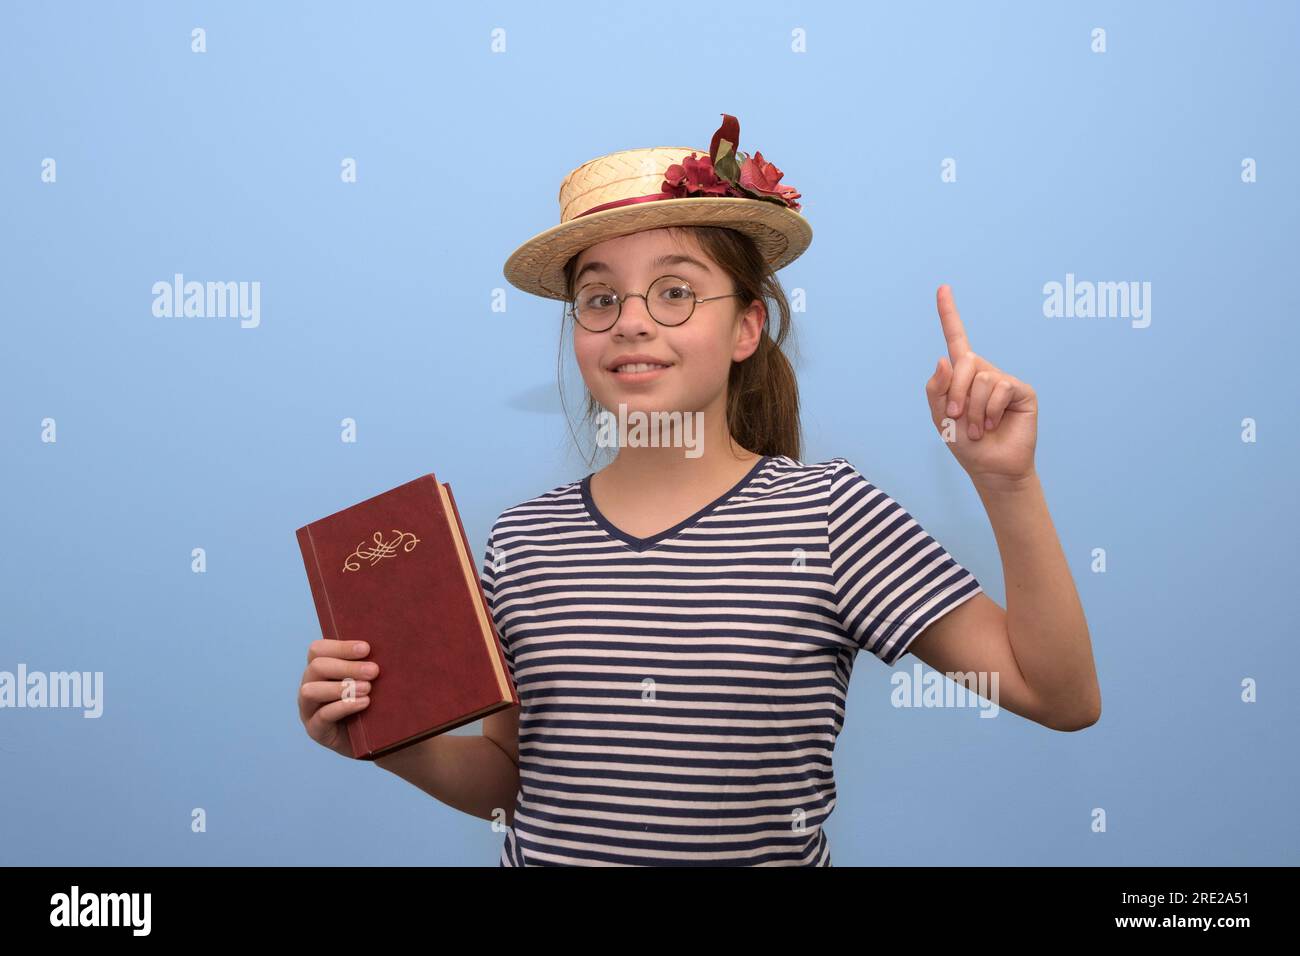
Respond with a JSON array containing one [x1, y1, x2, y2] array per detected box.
[[568, 274, 743, 333]]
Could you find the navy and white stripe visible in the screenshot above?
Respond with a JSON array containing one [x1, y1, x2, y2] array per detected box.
[[479, 455, 982, 866]]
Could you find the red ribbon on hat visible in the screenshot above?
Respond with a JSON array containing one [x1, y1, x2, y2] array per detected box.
[[574, 113, 802, 219]]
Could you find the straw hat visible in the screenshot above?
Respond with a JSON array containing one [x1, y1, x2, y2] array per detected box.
[[503, 114, 813, 302]]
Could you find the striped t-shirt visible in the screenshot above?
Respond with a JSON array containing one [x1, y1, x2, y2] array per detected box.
[[479, 455, 982, 866]]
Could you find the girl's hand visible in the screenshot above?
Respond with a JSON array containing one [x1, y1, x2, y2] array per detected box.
[[924, 284, 1038, 490], [298, 638, 378, 759]]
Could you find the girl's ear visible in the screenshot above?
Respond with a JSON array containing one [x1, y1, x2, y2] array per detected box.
[[731, 300, 766, 364]]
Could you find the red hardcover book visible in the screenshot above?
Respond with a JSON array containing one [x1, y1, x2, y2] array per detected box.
[[295, 473, 518, 760]]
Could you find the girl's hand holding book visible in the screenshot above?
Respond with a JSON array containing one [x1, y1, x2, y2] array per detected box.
[[297, 638, 380, 759]]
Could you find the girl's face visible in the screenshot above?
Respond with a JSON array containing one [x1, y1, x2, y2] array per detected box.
[[570, 228, 765, 420]]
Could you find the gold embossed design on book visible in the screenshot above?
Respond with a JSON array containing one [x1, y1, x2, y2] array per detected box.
[[342, 530, 421, 572]]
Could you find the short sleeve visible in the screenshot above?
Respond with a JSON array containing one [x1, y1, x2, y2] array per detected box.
[[826, 459, 983, 665], [479, 524, 516, 684]]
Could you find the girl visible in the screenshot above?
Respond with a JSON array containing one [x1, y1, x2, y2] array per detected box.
[[298, 114, 1100, 867]]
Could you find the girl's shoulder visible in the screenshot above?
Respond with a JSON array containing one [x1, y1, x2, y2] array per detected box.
[[697, 455, 879, 513], [761, 454, 867, 490], [760, 455, 900, 513], [767, 454, 857, 476], [485, 474, 586, 543]]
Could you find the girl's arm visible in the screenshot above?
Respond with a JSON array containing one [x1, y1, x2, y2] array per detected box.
[[910, 471, 1100, 731], [374, 705, 520, 824], [907, 285, 1100, 731]]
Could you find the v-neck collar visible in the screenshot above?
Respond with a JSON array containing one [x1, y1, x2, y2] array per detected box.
[[581, 456, 771, 553]]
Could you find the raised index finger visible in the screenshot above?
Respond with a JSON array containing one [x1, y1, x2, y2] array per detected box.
[[936, 284, 972, 362]]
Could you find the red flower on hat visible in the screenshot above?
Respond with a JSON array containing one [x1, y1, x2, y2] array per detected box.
[[662, 153, 733, 198], [659, 113, 802, 212], [739, 151, 802, 210]]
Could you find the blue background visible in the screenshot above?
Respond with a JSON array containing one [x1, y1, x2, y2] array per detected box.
[[2, 0, 1296, 865]]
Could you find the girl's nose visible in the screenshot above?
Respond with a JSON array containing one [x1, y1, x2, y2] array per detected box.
[[612, 294, 656, 332]]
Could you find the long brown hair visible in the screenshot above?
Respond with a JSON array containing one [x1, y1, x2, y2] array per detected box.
[[557, 225, 803, 466]]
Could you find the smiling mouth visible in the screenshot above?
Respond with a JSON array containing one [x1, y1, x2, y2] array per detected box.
[[611, 362, 672, 374]]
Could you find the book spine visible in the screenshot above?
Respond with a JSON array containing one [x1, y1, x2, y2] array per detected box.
[[296, 524, 373, 759], [442, 483, 520, 707]]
